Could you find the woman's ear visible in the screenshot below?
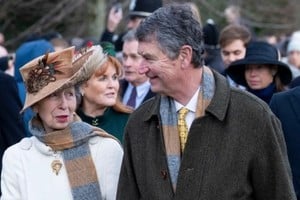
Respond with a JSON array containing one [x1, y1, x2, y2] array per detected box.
[[79, 83, 87, 96], [31, 104, 38, 113]]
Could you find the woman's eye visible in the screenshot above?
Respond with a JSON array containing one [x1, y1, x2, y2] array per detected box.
[[112, 74, 119, 80], [99, 76, 106, 81], [49, 92, 58, 97]]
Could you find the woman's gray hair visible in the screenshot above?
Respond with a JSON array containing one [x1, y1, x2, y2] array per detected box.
[[136, 3, 205, 67]]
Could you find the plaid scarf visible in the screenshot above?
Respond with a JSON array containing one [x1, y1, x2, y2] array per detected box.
[[159, 66, 215, 191], [30, 114, 117, 200]]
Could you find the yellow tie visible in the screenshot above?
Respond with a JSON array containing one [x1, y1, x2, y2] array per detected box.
[[178, 107, 189, 152]]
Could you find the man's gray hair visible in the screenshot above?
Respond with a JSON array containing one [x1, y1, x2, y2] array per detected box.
[[136, 3, 205, 67]]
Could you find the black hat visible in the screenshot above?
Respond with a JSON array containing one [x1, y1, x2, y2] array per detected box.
[[203, 19, 219, 50], [226, 41, 292, 86], [129, 0, 162, 18]]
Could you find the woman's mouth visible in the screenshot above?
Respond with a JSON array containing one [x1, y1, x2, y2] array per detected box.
[[56, 115, 69, 123]]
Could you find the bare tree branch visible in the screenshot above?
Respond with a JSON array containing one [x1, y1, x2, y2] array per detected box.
[[5, 0, 85, 47]]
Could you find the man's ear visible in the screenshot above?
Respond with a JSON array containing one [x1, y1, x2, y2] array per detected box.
[[179, 45, 193, 68]]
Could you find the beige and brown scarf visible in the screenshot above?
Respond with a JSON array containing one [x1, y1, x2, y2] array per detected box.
[[30, 114, 117, 200]]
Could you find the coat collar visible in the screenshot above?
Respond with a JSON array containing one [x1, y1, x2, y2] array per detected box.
[[143, 70, 231, 122]]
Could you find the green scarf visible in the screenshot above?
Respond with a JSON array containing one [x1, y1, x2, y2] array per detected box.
[[30, 114, 117, 200], [159, 66, 215, 191]]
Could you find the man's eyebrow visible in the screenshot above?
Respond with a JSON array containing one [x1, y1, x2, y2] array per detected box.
[[139, 51, 155, 58], [138, 50, 145, 56]]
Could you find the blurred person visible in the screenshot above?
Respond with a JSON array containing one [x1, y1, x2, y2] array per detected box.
[[270, 86, 300, 199], [224, 5, 255, 37], [202, 19, 224, 73], [0, 46, 8, 58], [276, 33, 290, 58], [226, 41, 292, 103], [289, 75, 300, 88], [120, 29, 156, 109], [1, 46, 123, 200], [0, 33, 4, 45], [0, 55, 15, 76], [100, 0, 162, 52], [219, 24, 252, 88], [77, 52, 133, 142], [224, 5, 241, 25], [285, 39, 300, 79], [24, 31, 63, 44], [117, 4, 296, 199], [264, 34, 278, 46], [0, 71, 26, 196], [14, 39, 54, 136], [290, 30, 300, 42], [50, 37, 70, 51], [70, 37, 85, 51]]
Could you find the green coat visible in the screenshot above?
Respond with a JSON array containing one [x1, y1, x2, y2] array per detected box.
[[117, 71, 296, 200], [77, 107, 129, 143]]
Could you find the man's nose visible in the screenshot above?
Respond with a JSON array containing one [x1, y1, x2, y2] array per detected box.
[[138, 61, 148, 74]]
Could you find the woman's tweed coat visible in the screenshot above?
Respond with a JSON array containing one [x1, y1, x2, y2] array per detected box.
[[117, 71, 296, 200]]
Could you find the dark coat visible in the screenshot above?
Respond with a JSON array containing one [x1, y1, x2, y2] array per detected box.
[[204, 48, 225, 74], [100, 29, 125, 52], [117, 71, 296, 200], [0, 72, 26, 194], [119, 79, 156, 106], [270, 86, 300, 199]]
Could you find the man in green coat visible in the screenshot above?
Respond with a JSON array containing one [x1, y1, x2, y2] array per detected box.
[[117, 3, 296, 200]]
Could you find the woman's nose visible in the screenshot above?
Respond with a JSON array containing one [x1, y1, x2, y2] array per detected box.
[[59, 96, 68, 109]]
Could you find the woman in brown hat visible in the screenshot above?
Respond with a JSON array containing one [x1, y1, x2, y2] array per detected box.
[[226, 41, 292, 103], [1, 46, 123, 200]]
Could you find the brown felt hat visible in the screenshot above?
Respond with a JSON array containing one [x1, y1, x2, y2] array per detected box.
[[20, 45, 106, 112]]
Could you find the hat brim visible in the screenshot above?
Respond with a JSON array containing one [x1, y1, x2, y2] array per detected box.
[[226, 58, 292, 86], [129, 11, 152, 18]]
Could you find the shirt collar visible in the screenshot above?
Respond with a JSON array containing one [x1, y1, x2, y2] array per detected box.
[[174, 87, 200, 113], [128, 81, 151, 97]]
